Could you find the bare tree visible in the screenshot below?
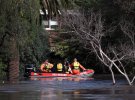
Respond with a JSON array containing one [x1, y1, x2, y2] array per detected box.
[[119, 17, 135, 84], [61, 9, 135, 85]]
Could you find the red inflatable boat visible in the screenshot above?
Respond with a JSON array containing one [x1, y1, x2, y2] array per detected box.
[[30, 69, 94, 78]]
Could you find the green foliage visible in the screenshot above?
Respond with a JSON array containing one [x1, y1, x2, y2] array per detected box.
[[0, 0, 75, 79], [0, 0, 40, 47], [0, 0, 50, 78], [51, 30, 93, 69], [20, 28, 49, 67], [0, 58, 7, 79], [57, 0, 135, 74]]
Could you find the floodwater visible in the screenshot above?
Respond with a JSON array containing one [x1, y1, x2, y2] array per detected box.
[[0, 76, 135, 100]]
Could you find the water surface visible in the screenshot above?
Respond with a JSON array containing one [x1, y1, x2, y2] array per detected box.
[[0, 77, 135, 100]]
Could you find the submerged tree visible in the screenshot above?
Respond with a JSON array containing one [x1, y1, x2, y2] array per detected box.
[[61, 5, 135, 85]]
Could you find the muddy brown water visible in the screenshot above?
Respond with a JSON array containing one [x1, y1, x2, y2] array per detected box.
[[0, 77, 135, 100]]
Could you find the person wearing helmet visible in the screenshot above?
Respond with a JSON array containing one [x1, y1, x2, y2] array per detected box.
[[70, 58, 86, 74], [40, 59, 54, 72]]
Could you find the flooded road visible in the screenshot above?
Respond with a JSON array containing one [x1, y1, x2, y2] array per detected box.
[[0, 77, 135, 100]]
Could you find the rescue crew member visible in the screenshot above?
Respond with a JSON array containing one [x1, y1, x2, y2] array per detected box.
[[40, 59, 54, 72], [64, 59, 72, 74], [70, 58, 86, 74], [56, 63, 64, 73]]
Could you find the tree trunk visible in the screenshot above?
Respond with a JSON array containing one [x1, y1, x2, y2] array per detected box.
[[8, 35, 19, 82], [109, 67, 116, 85]]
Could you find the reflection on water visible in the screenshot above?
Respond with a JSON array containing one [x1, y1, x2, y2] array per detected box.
[[0, 77, 135, 100]]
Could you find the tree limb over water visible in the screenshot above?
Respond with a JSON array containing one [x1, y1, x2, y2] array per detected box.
[[61, 3, 135, 85]]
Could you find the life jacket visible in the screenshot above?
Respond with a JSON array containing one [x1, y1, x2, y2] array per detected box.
[[45, 63, 50, 69], [57, 63, 63, 71], [73, 62, 80, 69]]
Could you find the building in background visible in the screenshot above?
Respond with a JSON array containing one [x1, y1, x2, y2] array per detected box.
[[40, 9, 60, 52]]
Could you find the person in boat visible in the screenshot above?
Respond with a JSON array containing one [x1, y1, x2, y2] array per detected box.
[[64, 58, 72, 74], [70, 58, 86, 74], [40, 59, 54, 72], [56, 62, 64, 73]]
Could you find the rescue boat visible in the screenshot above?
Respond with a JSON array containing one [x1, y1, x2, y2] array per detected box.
[[24, 64, 94, 78], [30, 69, 94, 78]]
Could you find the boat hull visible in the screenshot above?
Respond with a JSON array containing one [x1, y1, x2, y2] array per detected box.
[[30, 69, 94, 78]]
